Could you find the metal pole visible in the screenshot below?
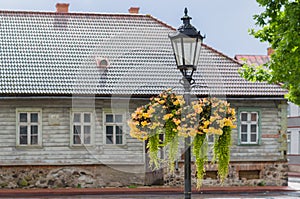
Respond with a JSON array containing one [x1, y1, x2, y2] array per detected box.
[[183, 77, 192, 199]]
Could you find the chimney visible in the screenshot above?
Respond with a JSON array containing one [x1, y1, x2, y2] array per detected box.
[[267, 47, 274, 56], [128, 7, 140, 14], [56, 3, 69, 13]]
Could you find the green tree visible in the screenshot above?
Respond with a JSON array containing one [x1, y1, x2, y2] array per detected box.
[[239, 0, 300, 105]]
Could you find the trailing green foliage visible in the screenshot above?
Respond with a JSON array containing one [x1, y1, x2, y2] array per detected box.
[[147, 133, 160, 169], [192, 133, 208, 188], [167, 133, 179, 172], [213, 126, 232, 183]]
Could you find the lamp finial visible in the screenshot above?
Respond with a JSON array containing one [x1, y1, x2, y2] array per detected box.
[[184, 7, 188, 16]]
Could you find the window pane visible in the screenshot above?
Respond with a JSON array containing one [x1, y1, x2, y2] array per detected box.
[[74, 125, 81, 134], [251, 124, 257, 133], [20, 126, 28, 145], [30, 113, 38, 123], [116, 126, 123, 135], [116, 135, 123, 144], [20, 113, 27, 122], [116, 126, 123, 144], [251, 134, 257, 142], [31, 135, 38, 145], [73, 113, 81, 123], [20, 126, 27, 134], [241, 113, 248, 121], [106, 114, 113, 123], [115, 115, 123, 123], [106, 126, 113, 144], [20, 135, 28, 145], [31, 125, 38, 135], [84, 132, 91, 144], [241, 125, 247, 133], [241, 134, 247, 142], [73, 125, 81, 144], [84, 125, 91, 133], [106, 126, 113, 134], [251, 113, 257, 122], [73, 135, 81, 144], [84, 126, 91, 144], [84, 113, 91, 123]]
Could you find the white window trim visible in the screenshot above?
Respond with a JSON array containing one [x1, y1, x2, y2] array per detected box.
[[239, 110, 260, 145], [70, 109, 95, 147], [16, 108, 42, 147], [103, 110, 126, 146], [287, 131, 291, 154]]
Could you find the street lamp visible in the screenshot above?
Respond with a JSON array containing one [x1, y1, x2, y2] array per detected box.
[[169, 8, 204, 199]]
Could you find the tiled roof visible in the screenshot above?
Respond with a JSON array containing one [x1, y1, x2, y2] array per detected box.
[[235, 55, 270, 66], [0, 10, 286, 97]]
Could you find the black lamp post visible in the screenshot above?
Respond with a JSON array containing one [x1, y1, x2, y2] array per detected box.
[[169, 8, 204, 199]]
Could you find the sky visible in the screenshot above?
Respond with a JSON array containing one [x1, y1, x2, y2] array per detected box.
[[0, 0, 269, 58]]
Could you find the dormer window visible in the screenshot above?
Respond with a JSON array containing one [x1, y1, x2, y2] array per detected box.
[[96, 57, 109, 68]]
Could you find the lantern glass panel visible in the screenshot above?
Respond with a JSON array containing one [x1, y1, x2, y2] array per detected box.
[[183, 36, 197, 66], [194, 38, 202, 66], [171, 37, 183, 67]]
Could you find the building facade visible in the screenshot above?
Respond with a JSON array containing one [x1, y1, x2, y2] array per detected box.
[[0, 4, 288, 188]]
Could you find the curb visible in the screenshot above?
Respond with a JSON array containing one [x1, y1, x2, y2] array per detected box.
[[0, 186, 298, 197]]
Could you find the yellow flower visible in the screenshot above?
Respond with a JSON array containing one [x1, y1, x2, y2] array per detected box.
[[158, 100, 165, 104], [188, 128, 197, 137], [147, 107, 155, 114], [203, 120, 210, 129], [135, 107, 143, 115], [173, 118, 181, 125], [163, 113, 173, 120], [141, 121, 148, 127], [154, 98, 160, 102], [214, 128, 223, 135], [149, 122, 160, 129], [210, 116, 217, 123], [173, 100, 180, 106], [142, 112, 150, 118]]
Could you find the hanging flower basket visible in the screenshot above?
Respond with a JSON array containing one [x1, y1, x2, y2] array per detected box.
[[128, 89, 236, 189]]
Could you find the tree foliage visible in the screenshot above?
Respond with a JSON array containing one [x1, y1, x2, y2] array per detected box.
[[239, 0, 300, 105]]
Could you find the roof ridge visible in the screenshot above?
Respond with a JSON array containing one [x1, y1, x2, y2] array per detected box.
[[146, 14, 176, 31], [0, 9, 150, 17], [202, 44, 241, 65], [235, 54, 269, 57]]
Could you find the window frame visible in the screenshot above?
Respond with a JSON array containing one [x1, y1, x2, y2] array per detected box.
[[238, 108, 261, 145], [70, 109, 95, 147], [103, 111, 125, 145], [287, 131, 291, 154], [16, 108, 42, 147]]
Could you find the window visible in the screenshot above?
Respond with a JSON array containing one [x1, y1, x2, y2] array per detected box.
[[71, 111, 94, 145], [16, 109, 42, 146], [104, 113, 124, 145], [238, 110, 260, 145]]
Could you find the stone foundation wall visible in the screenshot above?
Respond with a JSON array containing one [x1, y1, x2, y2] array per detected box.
[[0, 161, 288, 189], [164, 161, 288, 187], [0, 165, 145, 189]]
